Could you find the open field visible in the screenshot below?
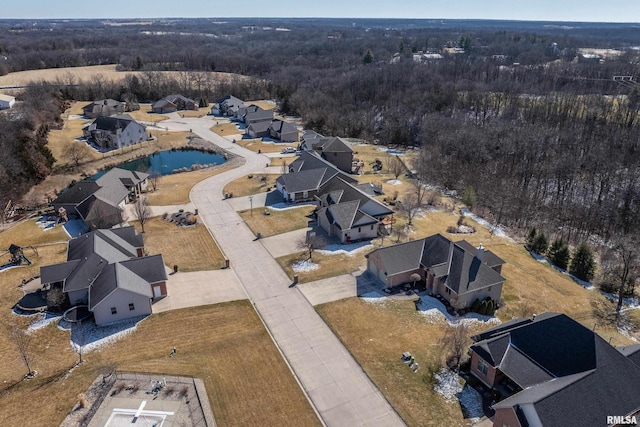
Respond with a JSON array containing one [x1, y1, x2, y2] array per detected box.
[[277, 251, 364, 283], [317, 297, 477, 427], [130, 217, 226, 271], [0, 302, 321, 427], [223, 174, 279, 198], [0, 64, 247, 86], [146, 165, 239, 205], [238, 206, 314, 238]]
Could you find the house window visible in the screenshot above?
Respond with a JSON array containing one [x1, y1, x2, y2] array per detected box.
[[129, 303, 135, 311], [371, 225, 374, 230], [445, 287, 451, 294], [111, 307, 117, 315], [488, 286, 492, 291], [477, 358, 488, 375], [358, 227, 361, 232]]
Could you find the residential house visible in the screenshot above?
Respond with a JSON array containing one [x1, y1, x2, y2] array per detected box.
[[238, 105, 274, 124], [246, 120, 271, 139], [269, 119, 299, 142], [276, 151, 357, 202], [40, 227, 168, 326], [276, 151, 392, 243], [301, 130, 324, 146], [365, 234, 505, 308], [316, 175, 393, 243], [83, 114, 147, 150], [302, 136, 354, 173], [82, 99, 125, 118], [52, 168, 148, 229], [152, 94, 198, 113], [212, 95, 245, 116], [0, 93, 16, 110], [469, 313, 640, 427]]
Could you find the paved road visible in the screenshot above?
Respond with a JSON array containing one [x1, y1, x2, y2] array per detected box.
[[163, 115, 405, 427]]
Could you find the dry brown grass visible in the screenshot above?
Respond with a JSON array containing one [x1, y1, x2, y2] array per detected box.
[[238, 206, 314, 238], [236, 138, 297, 153], [246, 100, 276, 111], [317, 298, 475, 427], [0, 302, 321, 427], [223, 174, 279, 198], [277, 251, 364, 283], [124, 104, 169, 123], [130, 217, 226, 271], [0, 219, 70, 249], [175, 107, 211, 118], [211, 122, 242, 136], [146, 166, 236, 206], [0, 64, 247, 86]]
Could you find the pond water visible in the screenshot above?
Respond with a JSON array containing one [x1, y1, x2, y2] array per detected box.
[[94, 149, 226, 178]]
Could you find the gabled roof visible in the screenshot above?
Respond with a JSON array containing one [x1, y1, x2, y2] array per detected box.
[[247, 120, 271, 133], [40, 227, 165, 310], [54, 181, 101, 205], [618, 343, 640, 368], [317, 175, 392, 218], [472, 313, 598, 390], [0, 94, 15, 103], [366, 239, 425, 276], [83, 99, 122, 110], [492, 331, 640, 427], [91, 114, 140, 132], [366, 233, 505, 294], [455, 239, 505, 268], [445, 243, 506, 294], [217, 95, 244, 106], [322, 200, 361, 230], [313, 136, 354, 153], [269, 119, 298, 134], [276, 168, 331, 194], [244, 108, 274, 123]]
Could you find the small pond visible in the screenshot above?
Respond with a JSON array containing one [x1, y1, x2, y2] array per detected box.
[[94, 148, 226, 178]]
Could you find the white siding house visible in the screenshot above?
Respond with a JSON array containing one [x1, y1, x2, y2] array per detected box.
[[0, 94, 15, 110]]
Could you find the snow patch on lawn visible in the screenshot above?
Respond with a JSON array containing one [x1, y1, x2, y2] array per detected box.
[[267, 201, 316, 211], [317, 241, 373, 256], [460, 208, 513, 241], [292, 259, 319, 272], [360, 291, 389, 305], [29, 312, 62, 331], [416, 294, 501, 326], [386, 179, 402, 185], [602, 291, 640, 310], [58, 316, 147, 353], [434, 369, 484, 420]]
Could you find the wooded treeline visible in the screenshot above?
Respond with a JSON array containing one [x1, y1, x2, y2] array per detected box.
[[1, 18, 639, 245]]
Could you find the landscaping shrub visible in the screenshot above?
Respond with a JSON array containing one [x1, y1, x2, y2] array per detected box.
[[471, 298, 481, 312]]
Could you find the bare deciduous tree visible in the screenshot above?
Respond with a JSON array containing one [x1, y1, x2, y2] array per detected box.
[[9, 326, 34, 377], [398, 194, 421, 226], [65, 142, 91, 167], [149, 172, 161, 192], [296, 233, 327, 261], [133, 196, 151, 233], [442, 324, 471, 371], [387, 155, 405, 180]]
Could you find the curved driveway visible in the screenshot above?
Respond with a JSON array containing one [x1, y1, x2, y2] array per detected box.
[[164, 114, 405, 427]]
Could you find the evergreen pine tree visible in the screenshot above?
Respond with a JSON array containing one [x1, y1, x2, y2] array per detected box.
[[569, 243, 596, 282], [547, 238, 570, 270]]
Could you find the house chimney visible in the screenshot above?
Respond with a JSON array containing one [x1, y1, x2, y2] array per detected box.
[[476, 244, 484, 261]]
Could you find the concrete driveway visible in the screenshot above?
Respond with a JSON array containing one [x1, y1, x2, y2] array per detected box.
[[260, 227, 311, 258], [152, 269, 247, 313], [296, 274, 359, 306]]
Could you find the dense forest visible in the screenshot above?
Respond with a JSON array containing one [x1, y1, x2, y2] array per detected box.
[[1, 17, 640, 247]]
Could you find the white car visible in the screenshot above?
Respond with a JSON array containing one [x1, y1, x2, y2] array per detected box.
[[281, 147, 297, 154]]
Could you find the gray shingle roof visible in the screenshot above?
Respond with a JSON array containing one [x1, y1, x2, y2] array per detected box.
[[248, 120, 271, 133], [92, 114, 136, 132], [493, 333, 640, 427], [445, 243, 506, 295], [367, 239, 425, 276], [269, 119, 298, 134], [455, 239, 505, 268], [313, 136, 353, 153], [40, 259, 81, 285], [119, 254, 168, 284], [53, 181, 100, 205], [277, 168, 330, 194]]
